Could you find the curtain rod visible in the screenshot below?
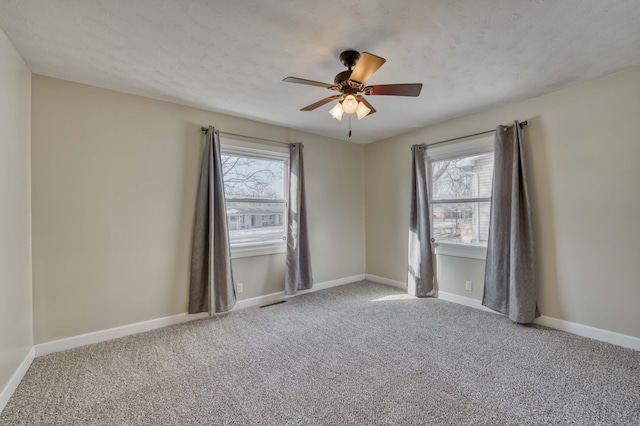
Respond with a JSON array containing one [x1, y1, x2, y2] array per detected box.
[[202, 120, 527, 148], [201, 127, 291, 146], [422, 121, 528, 149]]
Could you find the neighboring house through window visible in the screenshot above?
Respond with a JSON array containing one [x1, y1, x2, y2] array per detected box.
[[220, 138, 289, 258], [427, 134, 494, 259]]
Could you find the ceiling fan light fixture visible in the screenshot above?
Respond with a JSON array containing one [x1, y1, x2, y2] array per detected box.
[[356, 101, 371, 120], [284, 50, 423, 133], [341, 94, 358, 114], [329, 102, 344, 120]]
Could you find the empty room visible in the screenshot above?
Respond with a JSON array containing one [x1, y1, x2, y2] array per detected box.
[[1, 1, 639, 424]]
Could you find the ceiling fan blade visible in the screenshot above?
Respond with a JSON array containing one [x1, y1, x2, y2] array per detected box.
[[283, 77, 335, 89], [356, 96, 376, 116], [365, 83, 423, 97], [300, 95, 342, 111], [349, 52, 386, 84]]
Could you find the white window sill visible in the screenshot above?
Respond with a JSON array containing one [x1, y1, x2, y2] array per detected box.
[[230, 243, 286, 259], [433, 243, 487, 260]]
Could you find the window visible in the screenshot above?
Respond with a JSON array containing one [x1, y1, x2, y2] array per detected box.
[[220, 138, 289, 258], [427, 134, 494, 259]]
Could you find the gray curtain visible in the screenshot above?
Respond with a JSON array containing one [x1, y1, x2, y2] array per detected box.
[[482, 121, 538, 323], [285, 143, 313, 295], [189, 126, 236, 315], [407, 145, 435, 297]]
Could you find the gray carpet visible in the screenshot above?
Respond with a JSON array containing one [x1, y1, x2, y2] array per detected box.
[[2, 281, 639, 425]]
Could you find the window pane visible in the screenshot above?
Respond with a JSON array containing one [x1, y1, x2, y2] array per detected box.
[[221, 155, 285, 199], [227, 201, 286, 246], [432, 202, 490, 246], [432, 153, 493, 200]]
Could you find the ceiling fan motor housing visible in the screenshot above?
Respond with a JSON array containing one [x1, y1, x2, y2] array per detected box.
[[339, 50, 360, 69]]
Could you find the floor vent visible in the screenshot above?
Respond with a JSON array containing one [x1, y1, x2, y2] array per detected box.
[[260, 300, 286, 308]]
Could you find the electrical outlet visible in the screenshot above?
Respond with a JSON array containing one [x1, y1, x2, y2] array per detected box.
[[237, 283, 243, 293], [465, 280, 472, 291]]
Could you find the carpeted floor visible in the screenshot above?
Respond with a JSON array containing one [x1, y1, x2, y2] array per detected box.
[[2, 281, 639, 425]]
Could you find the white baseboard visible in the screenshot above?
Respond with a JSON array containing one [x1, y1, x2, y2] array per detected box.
[[34, 274, 365, 358], [35, 312, 209, 357], [31, 270, 639, 359], [365, 275, 494, 313], [0, 346, 35, 414], [365, 274, 406, 290], [437, 291, 498, 314], [437, 291, 640, 351], [232, 291, 285, 311], [365, 274, 640, 352], [533, 315, 640, 351], [297, 274, 366, 294], [232, 273, 366, 309]]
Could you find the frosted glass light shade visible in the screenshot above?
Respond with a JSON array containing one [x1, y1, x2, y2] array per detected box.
[[342, 94, 358, 114], [356, 102, 371, 120], [329, 102, 344, 120]]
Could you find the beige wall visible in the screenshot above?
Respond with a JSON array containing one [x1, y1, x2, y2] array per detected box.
[[31, 76, 365, 344], [0, 29, 32, 392], [365, 66, 640, 338], [23, 62, 640, 346]]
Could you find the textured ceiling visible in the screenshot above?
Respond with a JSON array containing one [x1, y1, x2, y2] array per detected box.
[[1, 0, 640, 144]]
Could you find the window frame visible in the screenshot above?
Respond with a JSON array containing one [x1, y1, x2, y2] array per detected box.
[[426, 134, 494, 260], [220, 137, 289, 259]]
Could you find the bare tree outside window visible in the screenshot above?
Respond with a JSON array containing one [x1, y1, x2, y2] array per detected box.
[[431, 153, 493, 246], [221, 155, 283, 199], [432, 159, 473, 200], [221, 154, 287, 246]]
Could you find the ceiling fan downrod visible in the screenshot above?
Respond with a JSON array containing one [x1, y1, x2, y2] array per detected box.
[[339, 50, 360, 70]]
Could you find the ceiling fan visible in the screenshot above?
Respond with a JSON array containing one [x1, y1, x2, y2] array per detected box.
[[283, 50, 422, 125]]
